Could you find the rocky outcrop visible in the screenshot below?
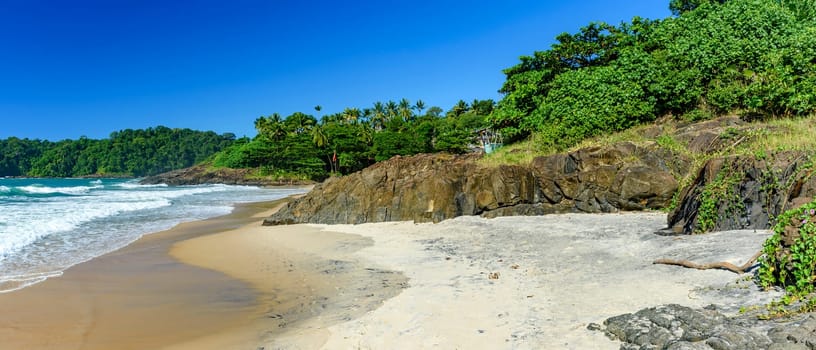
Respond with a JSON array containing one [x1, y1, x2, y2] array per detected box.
[[667, 152, 816, 234], [599, 304, 816, 350], [264, 142, 686, 225], [140, 164, 313, 186]]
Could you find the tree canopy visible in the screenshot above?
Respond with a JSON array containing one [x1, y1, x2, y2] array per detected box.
[[0, 127, 236, 177], [489, 0, 816, 149], [212, 98, 494, 179]]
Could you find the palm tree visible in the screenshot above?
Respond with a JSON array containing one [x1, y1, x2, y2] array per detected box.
[[285, 112, 316, 134], [343, 107, 361, 124], [371, 101, 387, 131], [254, 113, 286, 140], [311, 123, 328, 148], [449, 100, 469, 118], [398, 98, 413, 121], [314, 105, 322, 120], [414, 99, 426, 117], [385, 100, 398, 121]]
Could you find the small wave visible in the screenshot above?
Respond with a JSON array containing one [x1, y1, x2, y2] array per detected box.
[[89, 179, 103, 185], [114, 182, 168, 189], [0, 198, 172, 258], [0, 271, 63, 293], [17, 185, 102, 195], [0, 186, 10, 193]]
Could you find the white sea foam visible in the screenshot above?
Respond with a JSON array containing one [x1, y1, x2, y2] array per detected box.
[[0, 197, 172, 259], [114, 182, 168, 189], [0, 179, 306, 292], [0, 271, 63, 293], [17, 185, 102, 195]]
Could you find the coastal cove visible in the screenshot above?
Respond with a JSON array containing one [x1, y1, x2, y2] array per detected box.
[[3, 1, 816, 348]]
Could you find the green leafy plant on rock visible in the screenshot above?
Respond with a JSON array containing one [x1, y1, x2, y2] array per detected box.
[[696, 165, 744, 233], [759, 199, 816, 295]]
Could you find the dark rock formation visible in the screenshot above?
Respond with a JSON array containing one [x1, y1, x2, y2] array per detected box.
[[599, 304, 816, 350], [140, 164, 313, 186], [668, 152, 816, 234], [264, 142, 686, 225]]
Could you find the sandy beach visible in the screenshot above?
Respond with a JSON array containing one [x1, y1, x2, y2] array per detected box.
[[175, 211, 780, 349], [0, 203, 782, 349], [262, 214, 780, 349]]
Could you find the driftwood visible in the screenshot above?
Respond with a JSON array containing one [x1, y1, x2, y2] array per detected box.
[[653, 250, 764, 274]]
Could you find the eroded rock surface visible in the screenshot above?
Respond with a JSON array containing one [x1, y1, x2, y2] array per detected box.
[[264, 142, 685, 225], [600, 304, 816, 350], [668, 152, 816, 234]]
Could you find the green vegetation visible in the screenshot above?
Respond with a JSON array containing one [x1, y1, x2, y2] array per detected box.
[[760, 200, 816, 295], [756, 198, 816, 319], [489, 0, 816, 152], [0, 127, 236, 177], [210, 99, 494, 180], [696, 165, 744, 232]]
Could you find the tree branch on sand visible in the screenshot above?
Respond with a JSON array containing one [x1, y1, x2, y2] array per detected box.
[[653, 251, 764, 274]]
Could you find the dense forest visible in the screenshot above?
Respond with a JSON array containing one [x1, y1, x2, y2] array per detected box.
[[212, 98, 494, 179], [0, 127, 236, 177], [489, 0, 816, 148]]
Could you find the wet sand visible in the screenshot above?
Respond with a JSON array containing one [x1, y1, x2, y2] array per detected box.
[[0, 199, 334, 350]]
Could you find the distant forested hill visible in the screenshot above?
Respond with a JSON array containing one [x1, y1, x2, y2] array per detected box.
[[0, 126, 236, 177]]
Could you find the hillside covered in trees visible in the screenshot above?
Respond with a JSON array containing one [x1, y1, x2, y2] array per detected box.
[[489, 0, 816, 148], [0, 127, 236, 177]]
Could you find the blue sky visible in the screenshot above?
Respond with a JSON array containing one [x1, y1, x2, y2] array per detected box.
[[0, 0, 671, 140]]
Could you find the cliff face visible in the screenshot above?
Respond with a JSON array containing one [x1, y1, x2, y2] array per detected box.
[[263, 142, 686, 226]]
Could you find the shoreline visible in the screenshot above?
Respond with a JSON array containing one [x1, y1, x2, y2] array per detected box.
[[0, 194, 315, 349], [0, 198, 783, 349]]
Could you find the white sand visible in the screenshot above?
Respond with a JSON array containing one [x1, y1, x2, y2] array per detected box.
[[265, 212, 779, 349]]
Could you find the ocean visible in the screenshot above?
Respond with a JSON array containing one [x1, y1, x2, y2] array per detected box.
[[0, 178, 305, 293]]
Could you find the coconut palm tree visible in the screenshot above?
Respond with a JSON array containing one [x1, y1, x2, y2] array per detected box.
[[385, 100, 398, 121], [449, 100, 469, 118], [371, 101, 387, 131], [398, 98, 413, 121], [310, 123, 328, 148], [414, 99, 426, 117], [342, 107, 361, 124], [254, 113, 286, 140], [285, 112, 316, 134]]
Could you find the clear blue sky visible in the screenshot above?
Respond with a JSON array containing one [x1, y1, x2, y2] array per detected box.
[[0, 0, 671, 140]]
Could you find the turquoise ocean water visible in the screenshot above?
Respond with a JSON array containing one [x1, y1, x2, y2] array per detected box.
[[0, 178, 304, 293]]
